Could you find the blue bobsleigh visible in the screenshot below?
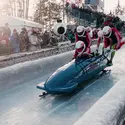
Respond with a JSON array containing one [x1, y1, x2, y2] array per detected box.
[[37, 51, 110, 94]]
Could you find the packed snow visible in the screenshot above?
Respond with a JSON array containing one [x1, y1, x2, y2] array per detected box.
[[74, 78, 125, 125], [0, 45, 99, 82]]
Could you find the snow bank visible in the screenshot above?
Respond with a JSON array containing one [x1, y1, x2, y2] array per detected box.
[[0, 44, 75, 68], [74, 78, 125, 125], [0, 51, 73, 90], [0, 45, 98, 90]]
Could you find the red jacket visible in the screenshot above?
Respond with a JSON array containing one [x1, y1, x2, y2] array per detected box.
[[75, 31, 91, 48], [92, 30, 98, 39], [74, 32, 91, 58], [97, 28, 122, 49], [0, 36, 9, 46], [74, 47, 91, 59]]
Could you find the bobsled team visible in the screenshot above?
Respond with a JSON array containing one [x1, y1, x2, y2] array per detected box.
[[37, 23, 125, 95], [73, 25, 125, 66]]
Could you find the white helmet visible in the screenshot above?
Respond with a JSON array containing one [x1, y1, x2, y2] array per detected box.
[[98, 30, 103, 38], [92, 28, 96, 31], [86, 27, 91, 32], [102, 26, 112, 37], [76, 26, 85, 36], [89, 31, 93, 38], [76, 26, 84, 33], [75, 41, 86, 50]]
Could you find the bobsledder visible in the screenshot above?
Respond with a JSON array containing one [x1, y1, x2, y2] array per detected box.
[[36, 24, 125, 96], [36, 48, 112, 96]]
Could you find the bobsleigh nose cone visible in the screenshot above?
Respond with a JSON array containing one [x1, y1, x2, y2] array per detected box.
[[45, 82, 78, 94]]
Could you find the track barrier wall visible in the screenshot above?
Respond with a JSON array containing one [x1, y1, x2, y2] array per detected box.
[[74, 79, 125, 125], [2, 44, 125, 125], [0, 40, 98, 68], [0, 51, 73, 91]]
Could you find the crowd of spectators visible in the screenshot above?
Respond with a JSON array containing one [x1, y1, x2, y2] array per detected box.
[[0, 23, 63, 55], [0, 4, 125, 56], [66, 2, 125, 32]]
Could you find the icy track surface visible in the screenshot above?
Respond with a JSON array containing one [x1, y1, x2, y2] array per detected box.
[[0, 47, 125, 125]]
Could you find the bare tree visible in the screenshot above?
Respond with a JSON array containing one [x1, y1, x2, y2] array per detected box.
[[115, 0, 125, 16], [0, 0, 14, 16], [16, 0, 29, 18], [0, 0, 29, 19], [25, 0, 29, 19], [13, 0, 17, 16], [34, 0, 63, 30], [23, 0, 25, 18]]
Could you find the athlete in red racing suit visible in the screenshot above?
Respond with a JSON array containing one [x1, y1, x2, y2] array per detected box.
[[73, 40, 91, 59], [75, 26, 91, 54], [97, 26, 125, 66]]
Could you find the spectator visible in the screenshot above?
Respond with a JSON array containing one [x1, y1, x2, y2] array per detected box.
[[20, 28, 30, 52], [48, 30, 58, 46], [0, 27, 9, 46], [10, 29, 20, 53], [68, 4, 124, 32], [66, 29, 75, 43], [3, 23, 11, 37], [0, 27, 3, 36], [28, 29, 41, 51], [35, 28, 43, 47], [42, 31, 50, 46]]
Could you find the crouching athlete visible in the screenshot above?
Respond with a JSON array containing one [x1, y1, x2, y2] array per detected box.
[[73, 41, 91, 59], [97, 26, 125, 66], [75, 26, 91, 52]]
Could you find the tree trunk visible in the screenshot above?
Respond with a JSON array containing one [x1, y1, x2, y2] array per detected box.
[[23, 0, 25, 18], [25, 0, 29, 19], [13, 0, 16, 16]]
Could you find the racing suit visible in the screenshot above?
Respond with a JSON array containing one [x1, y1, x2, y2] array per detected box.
[[75, 31, 91, 54]]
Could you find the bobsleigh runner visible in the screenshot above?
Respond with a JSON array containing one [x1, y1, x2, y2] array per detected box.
[[36, 49, 111, 97]]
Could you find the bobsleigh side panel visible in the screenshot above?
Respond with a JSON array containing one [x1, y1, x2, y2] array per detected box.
[[73, 55, 108, 85], [45, 82, 79, 94], [37, 53, 109, 94], [45, 60, 81, 90]]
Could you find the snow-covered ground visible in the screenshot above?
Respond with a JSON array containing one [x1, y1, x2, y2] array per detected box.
[[0, 44, 98, 86], [74, 46, 125, 125], [0, 45, 125, 125], [0, 47, 53, 61], [0, 51, 73, 91], [74, 78, 125, 125]]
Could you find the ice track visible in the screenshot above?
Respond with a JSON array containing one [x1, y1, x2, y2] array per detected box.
[[0, 47, 125, 125]]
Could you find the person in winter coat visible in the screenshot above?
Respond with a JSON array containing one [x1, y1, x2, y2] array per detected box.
[[28, 29, 41, 51], [20, 28, 30, 52], [0, 27, 9, 46], [3, 23, 11, 39], [10, 29, 20, 53]]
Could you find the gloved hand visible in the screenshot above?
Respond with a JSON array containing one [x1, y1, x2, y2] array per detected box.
[[110, 49, 116, 53], [103, 48, 111, 55], [96, 49, 98, 53], [95, 49, 99, 56], [115, 45, 120, 50]]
